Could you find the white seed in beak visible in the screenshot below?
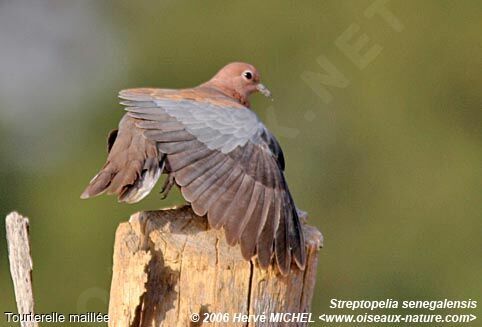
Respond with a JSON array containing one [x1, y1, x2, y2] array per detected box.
[[256, 83, 272, 97]]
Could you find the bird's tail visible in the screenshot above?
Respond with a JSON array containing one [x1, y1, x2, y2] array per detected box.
[[81, 116, 162, 203]]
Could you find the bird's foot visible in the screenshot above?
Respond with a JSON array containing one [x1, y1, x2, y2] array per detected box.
[[296, 207, 308, 224], [160, 174, 175, 200]]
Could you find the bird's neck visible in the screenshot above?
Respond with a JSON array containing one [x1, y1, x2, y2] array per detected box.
[[200, 80, 251, 108]]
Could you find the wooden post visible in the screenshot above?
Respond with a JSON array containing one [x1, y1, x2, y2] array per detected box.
[[5, 212, 38, 327], [108, 205, 323, 327]]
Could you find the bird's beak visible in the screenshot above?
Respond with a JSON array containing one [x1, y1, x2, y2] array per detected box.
[[256, 83, 272, 98]]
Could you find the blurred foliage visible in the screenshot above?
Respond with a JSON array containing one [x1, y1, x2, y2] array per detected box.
[[0, 1, 481, 325]]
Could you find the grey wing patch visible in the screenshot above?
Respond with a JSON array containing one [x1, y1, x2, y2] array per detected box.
[[152, 99, 262, 153]]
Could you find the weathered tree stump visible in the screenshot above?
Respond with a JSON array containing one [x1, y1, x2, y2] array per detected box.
[[108, 206, 322, 327]]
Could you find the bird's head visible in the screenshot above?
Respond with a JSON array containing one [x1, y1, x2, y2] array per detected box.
[[205, 62, 271, 105]]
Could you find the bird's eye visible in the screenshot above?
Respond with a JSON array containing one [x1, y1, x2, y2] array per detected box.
[[243, 71, 253, 80]]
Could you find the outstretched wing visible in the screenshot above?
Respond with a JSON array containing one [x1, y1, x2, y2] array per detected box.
[[119, 88, 305, 275]]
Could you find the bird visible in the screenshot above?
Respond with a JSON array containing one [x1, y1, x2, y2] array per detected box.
[[81, 62, 305, 275]]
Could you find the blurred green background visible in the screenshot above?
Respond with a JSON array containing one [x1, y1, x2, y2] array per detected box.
[[1, 0, 481, 325]]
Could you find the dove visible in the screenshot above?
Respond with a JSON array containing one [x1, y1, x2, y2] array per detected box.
[[81, 62, 305, 275]]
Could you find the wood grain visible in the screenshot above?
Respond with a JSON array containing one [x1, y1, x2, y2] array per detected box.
[[6, 212, 38, 327], [108, 206, 323, 327]]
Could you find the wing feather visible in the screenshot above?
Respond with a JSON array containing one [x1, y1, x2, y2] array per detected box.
[[167, 145, 213, 172], [119, 89, 305, 274], [208, 168, 244, 228], [239, 186, 265, 260], [191, 161, 235, 216], [275, 195, 291, 275], [181, 156, 230, 202], [223, 175, 255, 245], [144, 129, 195, 142], [157, 139, 202, 155], [257, 192, 279, 269], [175, 151, 224, 187]]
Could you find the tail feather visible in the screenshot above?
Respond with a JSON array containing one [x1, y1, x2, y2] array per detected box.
[[81, 115, 162, 203], [80, 169, 116, 199], [119, 157, 164, 203]]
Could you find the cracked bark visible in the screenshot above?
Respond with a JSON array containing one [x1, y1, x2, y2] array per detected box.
[[108, 205, 323, 327]]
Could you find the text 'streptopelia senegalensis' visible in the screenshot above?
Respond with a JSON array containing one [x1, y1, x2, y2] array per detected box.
[[81, 62, 306, 275]]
